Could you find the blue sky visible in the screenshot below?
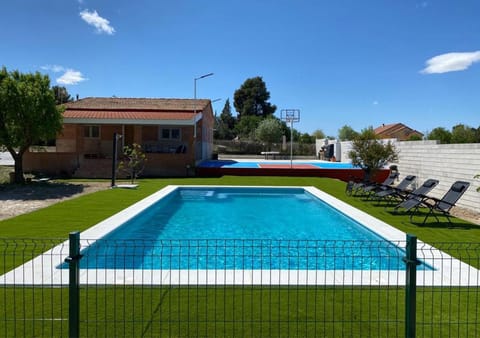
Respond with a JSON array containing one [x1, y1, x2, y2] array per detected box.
[[1, 0, 479, 137]]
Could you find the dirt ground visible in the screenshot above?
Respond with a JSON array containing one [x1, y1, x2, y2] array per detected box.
[[0, 180, 479, 225], [0, 181, 111, 221]]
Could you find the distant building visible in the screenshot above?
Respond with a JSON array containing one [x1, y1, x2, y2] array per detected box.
[[23, 97, 214, 177], [374, 123, 423, 141]]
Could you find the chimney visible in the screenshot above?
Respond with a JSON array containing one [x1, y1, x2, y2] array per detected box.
[[76, 94, 79, 101]]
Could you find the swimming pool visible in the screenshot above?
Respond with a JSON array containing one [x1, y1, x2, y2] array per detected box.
[[78, 186, 408, 270], [195, 159, 382, 182], [4, 185, 477, 286], [198, 160, 355, 169]]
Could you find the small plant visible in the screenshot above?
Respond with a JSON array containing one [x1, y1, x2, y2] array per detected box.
[[475, 174, 480, 192], [117, 143, 147, 184], [348, 127, 398, 180]]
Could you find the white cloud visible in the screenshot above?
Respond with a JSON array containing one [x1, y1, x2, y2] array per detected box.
[[79, 9, 115, 35], [56, 69, 87, 85], [372, 101, 379, 105], [41, 64, 66, 73], [416, 1, 428, 9], [421, 51, 480, 74]]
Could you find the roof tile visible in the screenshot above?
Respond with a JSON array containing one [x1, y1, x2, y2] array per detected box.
[[63, 110, 195, 120], [64, 97, 210, 111]]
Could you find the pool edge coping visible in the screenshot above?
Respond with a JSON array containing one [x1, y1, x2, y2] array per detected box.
[[1, 185, 479, 286]]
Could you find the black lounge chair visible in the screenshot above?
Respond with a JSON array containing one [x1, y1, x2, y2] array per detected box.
[[395, 180, 469, 225], [347, 171, 398, 197], [416, 181, 470, 225], [362, 171, 399, 196], [392, 178, 439, 213], [374, 175, 416, 205]]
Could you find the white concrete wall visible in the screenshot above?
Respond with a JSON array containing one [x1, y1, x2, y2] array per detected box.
[[338, 139, 480, 211], [392, 141, 480, 211]]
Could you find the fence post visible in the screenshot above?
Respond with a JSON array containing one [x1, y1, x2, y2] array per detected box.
[[65, 231, 82, 338], [403, 234, 420, 338]]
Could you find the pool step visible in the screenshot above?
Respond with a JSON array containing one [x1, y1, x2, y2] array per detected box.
[[180, 190, 215, 200]]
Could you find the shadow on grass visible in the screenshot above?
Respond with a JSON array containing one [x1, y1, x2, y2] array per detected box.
[[389, 210, 480, 230], [0, 181, 85, 201]]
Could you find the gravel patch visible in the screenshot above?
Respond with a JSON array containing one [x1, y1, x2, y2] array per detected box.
[[0, 181, 110, 221]]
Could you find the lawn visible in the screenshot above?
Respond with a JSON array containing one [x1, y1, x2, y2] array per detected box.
[[1, 176, 479, 337], [1, 175, 478, 242]]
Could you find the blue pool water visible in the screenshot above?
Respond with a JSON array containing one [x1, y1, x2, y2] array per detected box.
[[78, 187, 413, 270], [198, 160, 355, 169]]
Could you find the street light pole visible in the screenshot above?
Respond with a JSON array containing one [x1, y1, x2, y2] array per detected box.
[[111, 132, 122, 188], [193, 72, 214, 138], [192, 73, 214, 165]]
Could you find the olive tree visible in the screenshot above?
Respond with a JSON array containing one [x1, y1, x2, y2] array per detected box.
[[0, 67, 63, 183], [338, 125, 358, 141], [255, 118, 284, 151], [348, 127, 398, 179]]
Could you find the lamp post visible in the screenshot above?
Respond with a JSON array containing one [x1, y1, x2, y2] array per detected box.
[[111, 132, 122, 188], [192, 73, 214, 165], [193, 73, 214, 138]]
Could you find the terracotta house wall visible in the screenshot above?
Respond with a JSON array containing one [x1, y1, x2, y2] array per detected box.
[[56, 124, 77, 152], [23, 97, 214, 177], [23, 152, 79, 176]]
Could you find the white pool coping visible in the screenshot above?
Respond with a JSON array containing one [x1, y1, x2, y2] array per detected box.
[[1, 185, 479, 286]]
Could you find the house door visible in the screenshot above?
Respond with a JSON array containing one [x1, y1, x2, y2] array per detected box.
[[124, 125, 134, 146]]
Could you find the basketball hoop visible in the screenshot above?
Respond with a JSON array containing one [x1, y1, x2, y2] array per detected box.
[[280, 109, 300, 168]]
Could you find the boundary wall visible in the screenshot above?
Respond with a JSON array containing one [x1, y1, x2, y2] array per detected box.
[[336, 139, 480, 211], [393, 140, 480, 211]]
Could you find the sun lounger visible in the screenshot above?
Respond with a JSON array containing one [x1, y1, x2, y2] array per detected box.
[[347, 171, 398, 197], [374, 175, 416, 205], [391, 179, 439, 214], [403, 181, 470, 225]]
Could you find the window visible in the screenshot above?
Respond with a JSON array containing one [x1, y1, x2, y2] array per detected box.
[[84, 125, 100, 138], [160, 128, 181, 140]]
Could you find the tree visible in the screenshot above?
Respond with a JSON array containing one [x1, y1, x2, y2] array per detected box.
[[451, 124, 477, 144], [117, 143, 147, 184], [233, 77, 276, 119], [219, 99, 235, 129], [214, 99, 236, 140], [312, 129, 325, 140], [348, 127, 398, 178], [52, 85, 73, 104], [255, 118, 284, 151], [427, 127, 452, 144], [234, 115, 262, 139], [407, 134, 422, 141], [0, 67, 63, 183], [338, 125, 359, 141], [299, 132, 315, 144]]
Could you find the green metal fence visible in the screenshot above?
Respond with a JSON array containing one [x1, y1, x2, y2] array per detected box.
[[1, 235, 479, 337]]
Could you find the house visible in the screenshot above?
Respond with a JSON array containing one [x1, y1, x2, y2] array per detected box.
[[23, 97, 215, 178], [374, 123, 423, 141]]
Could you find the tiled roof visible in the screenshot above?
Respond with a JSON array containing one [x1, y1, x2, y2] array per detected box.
[[64, 97, 210, 111], [374, 123, 404, 135], [374, 123, 424, 139], [63, 110, 194, 120]]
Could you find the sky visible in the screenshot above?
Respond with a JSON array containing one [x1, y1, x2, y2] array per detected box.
[[1, 0, 479, 137]]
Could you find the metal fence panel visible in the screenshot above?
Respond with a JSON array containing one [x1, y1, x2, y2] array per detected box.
[[1, 237, 479, 337]]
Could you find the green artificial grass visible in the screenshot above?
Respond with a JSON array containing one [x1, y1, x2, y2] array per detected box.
[[1, 176, 479, 243], [1, 286, 479, 337], [1, 176, 479, 337]]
